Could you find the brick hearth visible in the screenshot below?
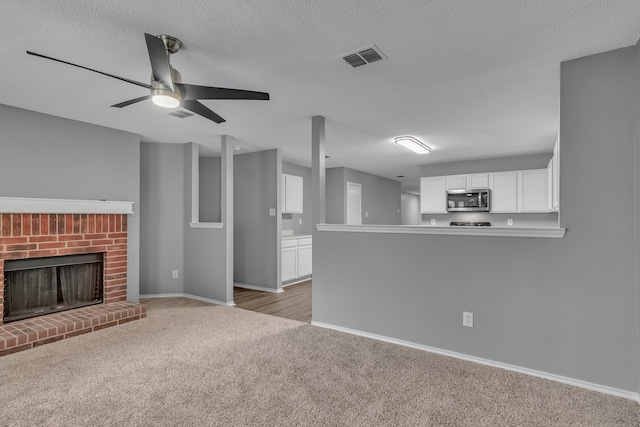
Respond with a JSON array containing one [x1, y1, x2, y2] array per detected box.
[[0, 212, 145, 356]]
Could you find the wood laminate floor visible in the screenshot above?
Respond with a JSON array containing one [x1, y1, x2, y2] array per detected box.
[[233, 281, 311, 323]]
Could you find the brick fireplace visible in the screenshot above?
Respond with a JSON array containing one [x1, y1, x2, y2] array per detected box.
[[0, 209, 145, 355]]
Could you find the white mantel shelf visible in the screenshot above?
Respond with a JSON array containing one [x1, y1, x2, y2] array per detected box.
[[0, 197, 134, 214], [316, 224, 566, 239]]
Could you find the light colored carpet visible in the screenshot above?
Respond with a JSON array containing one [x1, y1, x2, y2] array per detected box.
[[0, 298, 638, 426]]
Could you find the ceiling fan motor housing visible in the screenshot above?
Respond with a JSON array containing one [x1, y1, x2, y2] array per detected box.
[[151, 66, 183, 106]]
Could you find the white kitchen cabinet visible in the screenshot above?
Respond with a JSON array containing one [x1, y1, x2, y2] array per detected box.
[[420, 177, 447, 213], [446, 175, 466, 190], [517, 169, 549, 212], [282, 240, 298, 282], [490, 171, 517, 212], [547, 159, 553, 211], [282, 174, 303, 214], [297, 238, 313, 277], [467, 173, 490, 189], [282, 236, 312, 283], [552, 139, 560, 211]]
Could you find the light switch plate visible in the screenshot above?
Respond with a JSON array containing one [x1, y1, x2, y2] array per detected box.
[[269, 208, 276, 216]]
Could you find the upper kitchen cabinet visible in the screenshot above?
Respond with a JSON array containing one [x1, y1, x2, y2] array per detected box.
[[420, 176, 447, 213], [282, 173, 303, 214], [491, 171, 517, 212], [446, 173, 489, 190], [467, 173, 490, 189], [446, 175, 466, 190], [552, 139, 559, 212], [517, 169, 549, 212]]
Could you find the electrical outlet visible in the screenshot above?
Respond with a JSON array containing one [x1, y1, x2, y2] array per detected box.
[[298, 218, 302, 225], [507, 218, 513, 226], [430, 218, 436, 225], [463, 312, 474, 328], [365, 212, 369, 218], [172, 270, 179, 279]]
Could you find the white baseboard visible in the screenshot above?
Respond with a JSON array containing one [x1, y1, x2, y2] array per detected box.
[[282, 277, 311, 288], [139, 293, 236, 307], [233, 283, 283, 293], [311, 321, 640, 403]]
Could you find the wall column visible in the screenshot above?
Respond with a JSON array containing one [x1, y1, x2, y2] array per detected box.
[[312, 115, 326, 230], [221, 135, 234, 303]]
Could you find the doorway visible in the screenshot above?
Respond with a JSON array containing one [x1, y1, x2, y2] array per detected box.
[[346, 181, 362, 225]]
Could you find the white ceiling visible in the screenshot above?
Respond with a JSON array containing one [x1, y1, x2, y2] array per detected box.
[[3, 1, 640, 192]]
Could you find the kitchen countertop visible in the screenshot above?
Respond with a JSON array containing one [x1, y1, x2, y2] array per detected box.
[[282, 233, 312, 240]]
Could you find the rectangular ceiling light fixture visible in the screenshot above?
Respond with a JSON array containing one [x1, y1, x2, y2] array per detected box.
[[394, 136, 431, 154]]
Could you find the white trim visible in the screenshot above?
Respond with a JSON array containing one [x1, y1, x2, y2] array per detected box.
[[234, 283, 284, 293], [282, 277, 312, 288], [139, 293, 235, 307], [189, 222, 224, 229], [311, 321, 640, 403], [316, 224, 566, 239], [0, 197, 134, 214]]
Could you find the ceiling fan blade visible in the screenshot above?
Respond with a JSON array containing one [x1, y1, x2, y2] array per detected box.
[[110, 95, 151, 108], [26, 51, 151, 89], [175, 83, 270, 101], [144, 33, 174, 91], [181, 100, 226, 123]]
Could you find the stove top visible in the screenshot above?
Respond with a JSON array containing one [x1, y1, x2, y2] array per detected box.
[[449, 222, 492, 227]]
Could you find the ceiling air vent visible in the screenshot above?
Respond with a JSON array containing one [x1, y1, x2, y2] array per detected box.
[[168, 110, 194, 118], [340, 44, 386, 68]]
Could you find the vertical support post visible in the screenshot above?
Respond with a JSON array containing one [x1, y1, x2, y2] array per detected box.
[[221, 135, 234, 304], [312, 115, 326, 231]]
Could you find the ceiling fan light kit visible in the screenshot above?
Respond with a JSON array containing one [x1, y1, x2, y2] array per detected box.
[[26, 33, 270, 124], [395, 136, 431, 154]]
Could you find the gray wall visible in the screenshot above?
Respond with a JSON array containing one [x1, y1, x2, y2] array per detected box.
[[326, 168, 345, 224], [140, 142, 185, 295], [183, 143, 230, 303], [419, 153, 552, 177], [234, 150, 281, 290], [313, 46, 640, 392], [199, 157, 221, 223], [326, 167, 401, 225], [0, 104, 141, 301], [401, 192, 420, 225], [282, 162, 312, 235]]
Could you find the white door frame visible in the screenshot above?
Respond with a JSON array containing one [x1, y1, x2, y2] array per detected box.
[[346, 181, 362, 225]]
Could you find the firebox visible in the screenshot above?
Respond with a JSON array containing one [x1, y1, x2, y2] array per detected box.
[[3, 253, 104, 323]]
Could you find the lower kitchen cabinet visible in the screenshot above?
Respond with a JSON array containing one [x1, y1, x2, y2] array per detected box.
[[297, 238, 312, 277], [282, 240, 298, 282], [281, 236, 312, 283]]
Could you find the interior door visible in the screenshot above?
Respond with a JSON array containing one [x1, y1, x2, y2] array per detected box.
[[346, 181, 362, 225]]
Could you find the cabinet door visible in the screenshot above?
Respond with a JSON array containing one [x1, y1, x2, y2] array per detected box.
[[467, 174, 489, 189], [553, 140, 560, 211], [282, 246, 298, 281], [491, 172, 517, 212], [297, 244, 312, 277], [446, 175, 466, 190], [547, 159, 553, 211], [517, 169, 548, 212], [420, 177, 447, 213], [283, 174, 304, 213]]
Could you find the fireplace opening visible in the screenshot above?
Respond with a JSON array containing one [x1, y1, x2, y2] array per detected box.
[[3, 253, 104, 323]]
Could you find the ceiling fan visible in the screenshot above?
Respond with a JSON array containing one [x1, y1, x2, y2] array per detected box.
[[26, 33, 270, 124]]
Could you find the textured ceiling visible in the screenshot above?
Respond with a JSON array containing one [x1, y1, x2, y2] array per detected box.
[[3, 0, 640, 192]]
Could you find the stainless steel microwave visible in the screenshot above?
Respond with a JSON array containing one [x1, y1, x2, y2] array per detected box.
[[446, 189, 490, 212]]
